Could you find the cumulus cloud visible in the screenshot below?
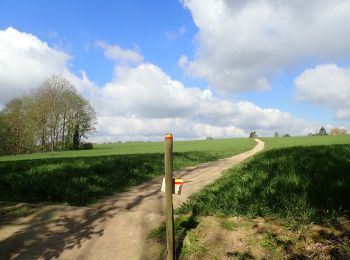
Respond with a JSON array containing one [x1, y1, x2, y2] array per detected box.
[[0, 27, 320, 141], [97, 41, 143, 64], [181, 0, 350, 93], [90, 63, 318, 141], [0, 27, 96, 106], [295, 64, 350, 120]]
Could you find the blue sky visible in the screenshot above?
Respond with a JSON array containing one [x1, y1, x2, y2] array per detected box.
[[0, 0, 196, 85], [0, 0, 349, 141]]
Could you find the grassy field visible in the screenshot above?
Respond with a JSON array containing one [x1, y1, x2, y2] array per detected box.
[[0, 138, 255, 206], [171, 141, 350, 258], [148, 136, 350, 258], [262, 134, 350, 150], [178, 144, 350, 223], [0, 138, 255, 161]]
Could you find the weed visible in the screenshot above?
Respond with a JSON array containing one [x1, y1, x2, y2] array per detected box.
[[221, 219, 238, 230], [180, 230, 207, 256]]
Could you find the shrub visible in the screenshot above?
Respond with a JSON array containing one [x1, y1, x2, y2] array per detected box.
[[80, 143, 94, 150]]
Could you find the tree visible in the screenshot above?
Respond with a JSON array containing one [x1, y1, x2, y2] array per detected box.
[[274, 131, 279, 137], [73, 125, 80, 150], [0, 75, 97, 156], [318, 127, 327, 136], [0, 98, 35, 155], [31, 75, 96, 151], [283, 133, 291, 137], [249, 131, 257, 138], [330, 127, 347, 136]]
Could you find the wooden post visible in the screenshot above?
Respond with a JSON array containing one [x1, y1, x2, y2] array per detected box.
[[164, 133, 175, 260]]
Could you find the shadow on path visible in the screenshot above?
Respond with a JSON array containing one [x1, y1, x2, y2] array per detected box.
[[0, 203, 118, 260]]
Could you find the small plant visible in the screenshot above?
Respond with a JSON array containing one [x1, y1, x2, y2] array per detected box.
[[79, 142, 93, 150], [180, 230, 207, 256], [221, 219, 238, 230]]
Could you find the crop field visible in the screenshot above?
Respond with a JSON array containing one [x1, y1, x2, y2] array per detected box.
[[262, 134, 350, 150], [0, 138, 255, 206], [0, 138, 255, 162], [168, 139, 350, 258], [179, 144, 350, 222]]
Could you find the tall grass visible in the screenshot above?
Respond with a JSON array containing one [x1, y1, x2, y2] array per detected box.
[[0, 138, 255, 206], [178, 144, 350, 224]]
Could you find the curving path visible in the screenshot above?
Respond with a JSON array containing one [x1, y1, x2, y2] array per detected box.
[[0, 139, 264, 260]]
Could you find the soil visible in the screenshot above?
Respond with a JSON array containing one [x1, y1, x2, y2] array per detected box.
[[178, 216, 350, 259]]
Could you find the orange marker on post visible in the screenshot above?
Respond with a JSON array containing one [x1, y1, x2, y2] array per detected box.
[[165, 133, 173, 141]]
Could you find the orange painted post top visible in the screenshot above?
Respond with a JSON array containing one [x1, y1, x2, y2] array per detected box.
[[165, 133, 173, 141]]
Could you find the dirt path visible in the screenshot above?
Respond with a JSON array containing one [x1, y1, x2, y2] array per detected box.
[[0, 139, 264, 260]]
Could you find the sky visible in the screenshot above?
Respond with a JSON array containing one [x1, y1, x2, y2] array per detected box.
[[0, 0, 349, 142]]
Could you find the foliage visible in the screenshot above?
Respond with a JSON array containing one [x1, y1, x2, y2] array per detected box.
[[274, 132, 279, 137], [330, 127, 347, 136], [79, 143, 94, 150], [178, 144, 350, 225], [0, 75, 96, 155], [0, 98, 36, 155], [282, 133, 290, 137], [249, 131, 257, 138], [318, 126, 328, 136], [0, 138, 255, 205]]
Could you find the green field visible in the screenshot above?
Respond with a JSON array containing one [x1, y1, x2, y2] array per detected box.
[[171, 140, 350, 258], [0, 138, 255, 162], [0, 138, 255, 206], [262, 134, 350, 150], [179, 144, 350, 224]]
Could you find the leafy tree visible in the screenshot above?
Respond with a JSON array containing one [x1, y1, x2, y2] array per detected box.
[[73, 125, 80, 150], [283, 133, 291, 137], [330, 127, 347, 136], [0, 75, 96, 155], [274, 131, 279, 137], [318, 127, 327, 136], [0, 98, 35, 155], [31, 75, 96, 151], [249, 131, 257, 138]]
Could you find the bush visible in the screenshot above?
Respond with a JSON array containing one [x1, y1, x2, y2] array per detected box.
[[80, 143, 94, 150]]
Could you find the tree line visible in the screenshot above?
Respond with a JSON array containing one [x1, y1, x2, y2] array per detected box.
[[0, 75, 96, 156]]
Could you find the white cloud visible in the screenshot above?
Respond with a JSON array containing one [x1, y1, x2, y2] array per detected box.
[[89, 63, 318, 141], [181, 0, 350, 93], [166, 25, 187, 41], [0, 27, 321, 141], [97, 41, 143, 64], [0, 27, 95, 106], [295, 64, 350, 120], [178, 54, 188, 69]]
